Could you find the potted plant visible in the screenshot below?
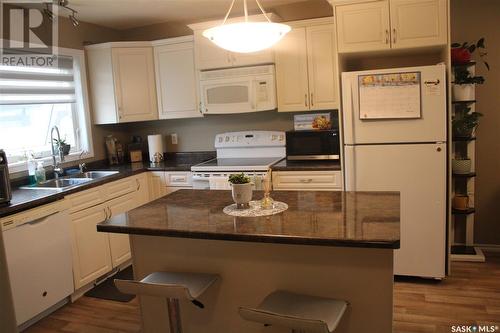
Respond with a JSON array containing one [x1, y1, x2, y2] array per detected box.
[[452, 107, 482, 137], [451, 38, 489, 101], [228, 173, 253, 208], [52, 137, 71, 156], [451, 38, 489, 69], [452, 67, 485, 101], [452, 156, 472, 175]]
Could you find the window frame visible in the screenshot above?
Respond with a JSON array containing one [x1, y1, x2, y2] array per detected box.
[[1, 45, 94, 173]]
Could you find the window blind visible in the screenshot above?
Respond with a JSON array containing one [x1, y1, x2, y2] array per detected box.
[[0, 56, 76, 105]]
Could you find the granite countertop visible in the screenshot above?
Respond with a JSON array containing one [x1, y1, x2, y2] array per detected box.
[[0, 152, 215, 218], [271, 159, 342, 171], [97, 189, 400, 249]]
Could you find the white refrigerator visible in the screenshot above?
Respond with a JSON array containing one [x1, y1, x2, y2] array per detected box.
[[342, 64, 447, 278]]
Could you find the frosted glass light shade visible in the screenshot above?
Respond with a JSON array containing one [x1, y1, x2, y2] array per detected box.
[[203, 22, 291, 53]]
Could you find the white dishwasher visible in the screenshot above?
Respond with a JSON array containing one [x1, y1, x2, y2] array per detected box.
[[3, 210, 74, 327]]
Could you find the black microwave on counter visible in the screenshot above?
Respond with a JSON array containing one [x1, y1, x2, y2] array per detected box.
[[286, 130, 340, 161]]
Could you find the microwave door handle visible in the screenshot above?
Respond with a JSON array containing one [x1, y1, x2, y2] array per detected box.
[[251, 80, 256, 110]]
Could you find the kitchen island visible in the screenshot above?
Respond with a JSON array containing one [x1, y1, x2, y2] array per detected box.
[[98, 190, 400, 333]]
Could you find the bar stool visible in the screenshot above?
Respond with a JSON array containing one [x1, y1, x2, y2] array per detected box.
[[115, 271, 219, 333], [239, 290, 348, 333]]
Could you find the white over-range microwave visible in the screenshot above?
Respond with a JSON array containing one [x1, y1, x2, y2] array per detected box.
[[199, 65, 277, 114]]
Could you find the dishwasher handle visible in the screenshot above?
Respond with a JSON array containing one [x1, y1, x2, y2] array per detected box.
[[26, 211, 61, 226]]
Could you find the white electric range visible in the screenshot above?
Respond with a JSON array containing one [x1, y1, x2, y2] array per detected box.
[[191, 131, 286, 190]]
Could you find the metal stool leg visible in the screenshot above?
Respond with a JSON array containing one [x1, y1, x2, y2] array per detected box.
[[167, 298, 183, 333]]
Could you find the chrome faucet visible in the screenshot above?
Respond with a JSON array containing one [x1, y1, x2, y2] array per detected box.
[[50, 126, 65, 179]]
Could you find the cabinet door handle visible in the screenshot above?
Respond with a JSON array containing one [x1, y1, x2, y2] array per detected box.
[[304, 93, 308, 107], [393, 28, 397, 44], [310, 93, 314, 106], [107, 206, 112, 219], [385, 29, 389, 44], [136, 178, 141, 191], [103, 207, 109, 221], [300, 178, 313, 183], [199, 102, 203, 114]]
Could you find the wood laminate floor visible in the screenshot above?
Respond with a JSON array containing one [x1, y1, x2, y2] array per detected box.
[[26, 252, 500, 333]]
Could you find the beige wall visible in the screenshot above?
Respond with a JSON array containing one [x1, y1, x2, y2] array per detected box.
[[451, 0, 500, 245]]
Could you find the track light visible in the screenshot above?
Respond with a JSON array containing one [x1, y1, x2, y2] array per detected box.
[[42, 0, 79, 28]]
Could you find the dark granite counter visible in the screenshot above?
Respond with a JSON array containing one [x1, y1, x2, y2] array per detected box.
[[97, 189, 400, 249], [0, 152, 215, 218], [271, 159, 342, 171]]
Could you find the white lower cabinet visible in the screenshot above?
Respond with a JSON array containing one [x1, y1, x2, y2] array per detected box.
[[69, 173, 149, 290], [148, 171, 167, 201], [70, 203, 112, 289], [272, 171, 343, 191]]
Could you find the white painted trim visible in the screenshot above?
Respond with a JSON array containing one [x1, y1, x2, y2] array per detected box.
[[284, 17, 334, 27], [329, 0, 383, 6], [84, 41, 153, 50], [2, 46, 95, 173], [151, 35, 194, 46]]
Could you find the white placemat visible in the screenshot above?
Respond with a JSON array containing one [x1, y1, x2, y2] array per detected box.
[[223, 200, 288, 217]]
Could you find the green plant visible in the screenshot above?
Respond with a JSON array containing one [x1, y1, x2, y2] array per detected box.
[[453, 67, 485, 85], [52, 137, 67, 146], [452, 107, 483, 137], [228, 173, 251, 184], [451, 38, 490, 70]]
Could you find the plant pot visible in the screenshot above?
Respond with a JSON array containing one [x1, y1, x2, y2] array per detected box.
[[452, 159, 472, 174], [452, 84, 475, 101], [453, 195, 469, 210], [231, 183, 253, 208], [451, 48, 471, 65], [61, 143, 71, 156]]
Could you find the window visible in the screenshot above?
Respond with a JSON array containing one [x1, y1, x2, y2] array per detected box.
[[0, 48, 93, 172]]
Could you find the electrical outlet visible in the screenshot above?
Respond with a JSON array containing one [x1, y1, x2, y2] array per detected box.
[[171, 133, 178, 145]]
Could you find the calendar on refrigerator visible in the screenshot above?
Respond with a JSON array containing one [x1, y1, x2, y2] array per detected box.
[[358, 72, 422, 120]]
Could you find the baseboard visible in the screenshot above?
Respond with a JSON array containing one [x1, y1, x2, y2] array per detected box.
[[477, 244, 500, 252], [452, 242, 500, 251]]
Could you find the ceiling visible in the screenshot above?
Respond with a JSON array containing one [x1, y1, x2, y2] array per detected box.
[[66, 0, 325, 30]]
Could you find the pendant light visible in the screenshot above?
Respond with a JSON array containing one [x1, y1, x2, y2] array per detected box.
[[203, 0, 291, 53]]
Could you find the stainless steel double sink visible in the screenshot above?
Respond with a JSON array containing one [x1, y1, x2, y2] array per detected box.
[[21, 171, 119, 191]]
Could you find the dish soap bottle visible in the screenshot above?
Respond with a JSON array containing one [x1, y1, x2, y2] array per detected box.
[[27, 154, 37, 185], [35, 161, 46, 184]]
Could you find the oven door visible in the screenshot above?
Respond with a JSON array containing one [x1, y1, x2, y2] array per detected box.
[[286, 130, 340, 160]]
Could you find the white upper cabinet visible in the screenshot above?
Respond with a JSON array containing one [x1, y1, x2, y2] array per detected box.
[[389, 0, 447, 49], [86, 43, 158, 124], [276, 22, 338, 112], [336, 1, 391, 53], [193, 30, 233, 70], [189, 16, 275, 70], [306, 24, 338, 110], [275, 28, 310, 112], [154, 37, 202, 119], [334, 0, 447, 53]]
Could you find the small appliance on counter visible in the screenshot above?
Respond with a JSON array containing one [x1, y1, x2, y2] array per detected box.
[[105, 135, 124, 165], [147, 134, 164, 164], [0, 149, 12, 204], [128, 136, 143, 163], [286, 129, 340, 161]]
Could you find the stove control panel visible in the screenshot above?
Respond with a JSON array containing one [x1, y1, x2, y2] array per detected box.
[[215, 131, 286, 148]]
